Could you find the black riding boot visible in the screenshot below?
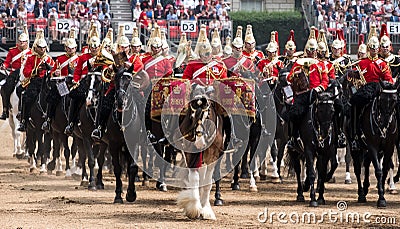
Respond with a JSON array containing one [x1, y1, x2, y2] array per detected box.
[[17, 99, 33, 132], [64, 98, 80, 136], [224, 115, 243, 151], [350, 105, 360, 151], [145, 95, 156, 143], [0, 89, 9, 120]]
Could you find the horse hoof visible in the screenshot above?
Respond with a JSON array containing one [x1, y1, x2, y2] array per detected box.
[[240, 173, 249, 179], [30, 167, 37, 173], [328, 177, 336, 183], [214, 199, 223, 206], [249, 186, 258, 192], [260, 175, 267, 181], [126, 190, 137, 202], [16, 153, 24, 159], [271, 177, 281, 184], [96, 184, 105, 190], [255, 176, 260, 182], [12, 153, 16, 158], [231, 183, 240, 190], [309, 200, 318, 207], [114, 197, 123, 204], [317, 198, 326, 205], [345, 179, 352, 184], [377, 199, 386, 208], [56, 171, 63, 176], [142, 180, 150, 187], [358, 196, 367, 203], [88, 182, 97, 191], [158, 184, 167, 192], [388, 189, 398, 195], [80, 180, 89, 187], [296, 195, 305, 202]]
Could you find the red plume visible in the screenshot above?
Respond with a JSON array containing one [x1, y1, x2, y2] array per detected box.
[[275, 31, 280, 56], [359, 34, 365, 46], [288, 30, 295, 43], [337, 29, 347, 54], [314, 27, 319, 42], [380, 23, 388, 39]]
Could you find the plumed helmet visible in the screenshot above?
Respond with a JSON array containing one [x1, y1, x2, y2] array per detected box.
[[244, 25, 255, 44], [65, 27, 77, 48], [223, 36, 232, 55]]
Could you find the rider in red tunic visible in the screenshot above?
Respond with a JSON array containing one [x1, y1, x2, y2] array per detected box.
[[349, 34, 393, 151], [64, 30, 101, 136], [17, 29, 56, 132], [0, 25, 31, 120], [41, 28, 79, 132], [257, 31, 284, 82], [242, 25, 264, 64]]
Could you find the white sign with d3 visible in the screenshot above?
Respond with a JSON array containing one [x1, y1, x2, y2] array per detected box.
[[180, 20, 197, 33]]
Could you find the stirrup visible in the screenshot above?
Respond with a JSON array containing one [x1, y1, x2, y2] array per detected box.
[[17, 122, 26, 132], [351, 140, 360, 151], [337, 132, 347, 148], [64, 123, 74, 136], [41, 120, 51, 133]]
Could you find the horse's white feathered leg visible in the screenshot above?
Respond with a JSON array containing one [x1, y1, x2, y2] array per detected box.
[[199, 165, 216, 220], [177, 169, 202, 219]]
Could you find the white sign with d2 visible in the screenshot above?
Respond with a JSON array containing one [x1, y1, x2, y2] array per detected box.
[[56, 19, 71, 33], [119, 22, 136, 35], [181, 20, 197, 33], [387, 22, 400, 34]]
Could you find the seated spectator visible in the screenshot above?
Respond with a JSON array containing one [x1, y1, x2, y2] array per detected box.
[[77, 3, 87, 19], [47, 0, 58, 13], [154, 3, 164, 20], [195, 0, 206, 16], [58, 0, 67, 15], [209, 8, 218, 20], [166, 8, 178, 20], [184, 0, 195, 10], [25, 0, 35, 13], [382, 0, 394, 19], [98, 7, 110, 21], [48, 7, 58, 19], [140, 0, 150, 11], [6, 2, 17, 18], [98, 0, 109, 14], [0, 3, 6, 14], [88, 2, 98, 14], [16, 3, 27, 19], [219, 8, 228, 20], [5, 15, 15, 40], [101, 15, 110, 37], [364, 0, 377, 15], [34, 1, 48, 18], [68, 3, 78, 18], [146, 7, 154, 20], [133, 2, 141, 21], [70, 14, 80, 33], [197, 9, 208, 23], [188, 9, 196, 20]]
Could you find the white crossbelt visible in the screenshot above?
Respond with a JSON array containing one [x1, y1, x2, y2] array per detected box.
[[144, 56, 165, 71], [231, 56, 247, 71], [193, 61, 218, 79], [60, 55, 78, 70], [11, 49, 29, 64]]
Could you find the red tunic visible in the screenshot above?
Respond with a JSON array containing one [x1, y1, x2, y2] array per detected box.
[[23, 54, 55, 79], [287, 60, 329, 90], [73, 53, 96, 83], [222, 55, 255, 77], [243, 49, 264, 62], [4, 47, 31, 74], [257, 58, 284, 78], [51, 53, 79, 77], [357, 57, 393, 83], [128, 54, 145, 74], [321, 60, 335, 79], [141, 53, 173, 79], [183, 59, 227, 86], [166, 55, 175, 67]]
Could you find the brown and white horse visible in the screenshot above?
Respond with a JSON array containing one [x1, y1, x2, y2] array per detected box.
[[176, 84, 224, 220]]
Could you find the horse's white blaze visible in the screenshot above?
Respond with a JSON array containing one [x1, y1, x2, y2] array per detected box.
[[177, 169, 202, 219]]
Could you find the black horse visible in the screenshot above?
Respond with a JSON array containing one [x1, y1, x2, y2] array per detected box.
[[102, 66, 145, 203], [70, 66, 104, 189], [343, 71, 399, 207], [286, 70, 335, 207]]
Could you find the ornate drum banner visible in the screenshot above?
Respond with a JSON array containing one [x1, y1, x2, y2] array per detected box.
[[214, 78, 256, 118], [151, 78, 191, 120]]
